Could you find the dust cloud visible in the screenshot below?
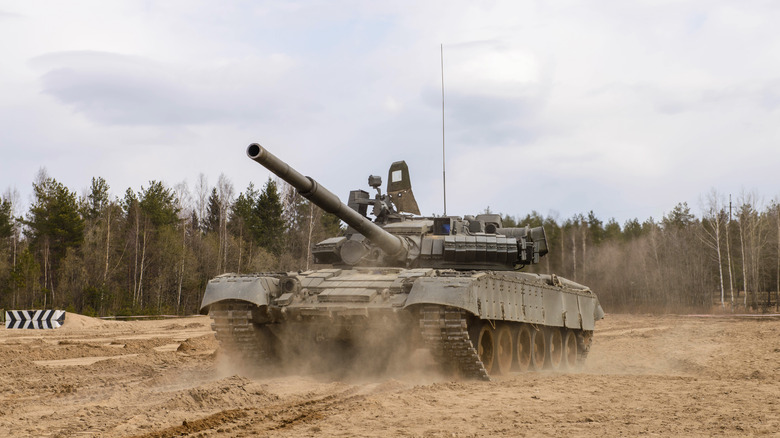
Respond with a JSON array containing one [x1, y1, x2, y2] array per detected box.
[[215, 315, 445, 384]]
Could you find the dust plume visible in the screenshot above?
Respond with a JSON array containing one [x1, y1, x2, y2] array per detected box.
[[214, 314, 446, 384]]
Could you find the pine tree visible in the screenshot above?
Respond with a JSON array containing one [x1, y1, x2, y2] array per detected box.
[[135, 181, 180, 311], [206, 187, 220, 233], [84, 177, 110, 220], [230, 182, 260, 272], [663, 202, 695, 229], [0, 198, 12, 240], [254, 178, 285, 256], [24, 174, 85, 306], [81, 176, 116, 315], [139, 181, 179, 228], [587, 211, 604, 245], [622, 218, 643, 241], [319, 210, 342, 237], [603, 218, 621, 241], [0, 197, 13, 308]]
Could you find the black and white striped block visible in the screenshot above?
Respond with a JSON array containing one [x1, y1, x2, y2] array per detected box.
[[4, 310, 66, 329]]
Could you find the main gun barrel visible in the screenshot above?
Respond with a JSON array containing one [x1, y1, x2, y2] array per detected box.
[[246, 143, 407, 261]]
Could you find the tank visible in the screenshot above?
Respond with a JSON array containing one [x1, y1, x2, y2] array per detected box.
[[200, 143, 605, 379]]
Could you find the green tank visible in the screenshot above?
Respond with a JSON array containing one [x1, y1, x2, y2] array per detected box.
[[200, 143, 604, 379]]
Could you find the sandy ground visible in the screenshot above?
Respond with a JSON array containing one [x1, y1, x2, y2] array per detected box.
[[1, 312, 779, 437]]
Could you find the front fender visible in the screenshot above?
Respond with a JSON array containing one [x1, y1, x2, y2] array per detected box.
[[404, 277, 479, 316], [199, 274, 278, 314]]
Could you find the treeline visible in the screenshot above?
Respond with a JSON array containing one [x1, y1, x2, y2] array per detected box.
[[510, 190, 780, 313], [0, 170, 340, 316], [1, 171, 778, 315]]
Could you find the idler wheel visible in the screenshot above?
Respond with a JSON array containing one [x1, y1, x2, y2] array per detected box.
[[495, 324, 513, 375], [562, 329, 579, 370], [530, 326, 546, 371], [516, 324, 533, 371], [545, 327, 564, 370], [476, 324, 496, 375]]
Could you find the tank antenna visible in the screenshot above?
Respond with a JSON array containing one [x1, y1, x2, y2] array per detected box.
[[441, 43, 447, 216]]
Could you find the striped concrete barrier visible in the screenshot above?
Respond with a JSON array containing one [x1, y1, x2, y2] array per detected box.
[[4, 310, 66, 329]]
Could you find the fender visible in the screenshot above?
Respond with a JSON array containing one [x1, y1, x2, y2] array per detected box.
[[199, 274, 278, 314], [404, 272, 604, 330]]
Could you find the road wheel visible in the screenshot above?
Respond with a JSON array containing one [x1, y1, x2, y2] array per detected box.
[[495, 324, 513, 375], [546, 327, 564, 370], [516, 324, 532, 372], [530, 326, 546, 371], [562, 329, 579, 370], [475, 324, 496, 375]]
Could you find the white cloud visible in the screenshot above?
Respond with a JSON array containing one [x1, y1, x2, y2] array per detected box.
[[28, 50, 303, 126]]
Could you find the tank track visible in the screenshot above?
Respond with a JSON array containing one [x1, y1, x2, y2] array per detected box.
[[419, 305, 491, 381], [577, 330, 593, 365], [209, 301, 272, 365], [420, 305, 594, 380]]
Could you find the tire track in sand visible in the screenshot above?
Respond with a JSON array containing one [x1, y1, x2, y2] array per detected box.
[[130, 386, 366, 437]]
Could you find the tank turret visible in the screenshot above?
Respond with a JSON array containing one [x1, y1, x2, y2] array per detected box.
[[247, 143, 547, 270]]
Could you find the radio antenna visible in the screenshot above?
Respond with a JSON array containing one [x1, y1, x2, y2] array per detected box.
[[441, 43, 447, 216]]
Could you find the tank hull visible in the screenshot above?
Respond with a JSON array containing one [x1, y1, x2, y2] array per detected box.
[[201, 268, 603, 379]]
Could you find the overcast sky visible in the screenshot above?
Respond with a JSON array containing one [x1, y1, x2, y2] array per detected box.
[[1, 1, 778, 225]]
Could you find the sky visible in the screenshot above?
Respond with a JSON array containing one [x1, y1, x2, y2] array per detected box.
[[1, 0, 779, 226]]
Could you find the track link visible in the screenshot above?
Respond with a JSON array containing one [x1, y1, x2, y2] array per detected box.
[[420, 305, 490, 381], [209, 301, 273, 365]]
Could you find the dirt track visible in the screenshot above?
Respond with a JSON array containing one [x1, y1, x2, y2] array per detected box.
[[1, 313, 779, 437]]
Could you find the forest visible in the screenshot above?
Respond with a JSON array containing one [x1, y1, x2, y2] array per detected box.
[[1, 170, 778, 316]]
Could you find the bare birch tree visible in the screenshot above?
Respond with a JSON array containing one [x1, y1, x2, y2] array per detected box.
[[195, 173, 209, 231], [174, 181, 192, 314], [737, 191, 766, 309], [216, 173, 234, 273], [700, 189, 726, 309]]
